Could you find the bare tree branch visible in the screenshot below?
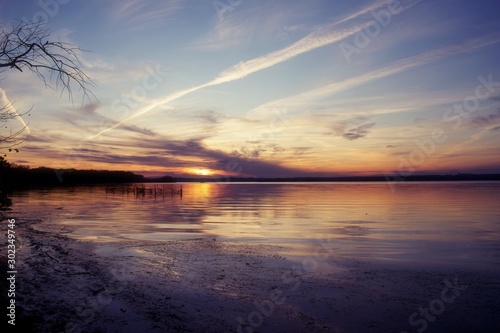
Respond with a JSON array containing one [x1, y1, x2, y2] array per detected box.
[[0, 20, 95, 102], [1, 20, 95, 151], [0, 103, 31, 151]]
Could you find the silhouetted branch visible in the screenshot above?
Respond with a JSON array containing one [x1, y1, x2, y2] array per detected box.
[[0, 20, 95, 151], [0, 103, 30, 151], [0, 20, 95, 102]]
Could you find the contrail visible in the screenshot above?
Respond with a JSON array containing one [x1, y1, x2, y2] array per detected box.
[[87, 83, 207, 139], [335, 0, 394, 25], [88, 25, 364, 139], [248, 32, 500, 116], [88, 1, 403, 139], [0, 88, 31, 145]]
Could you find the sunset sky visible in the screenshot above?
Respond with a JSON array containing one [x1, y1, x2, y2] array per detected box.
[[1, 0, 500, 178]]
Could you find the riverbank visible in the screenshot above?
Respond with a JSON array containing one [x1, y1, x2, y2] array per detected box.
[[2, 216, 500, 332]]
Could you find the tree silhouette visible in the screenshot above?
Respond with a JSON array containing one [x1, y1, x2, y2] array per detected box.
[[0, 156, 12, 210], [0, 20, 94, 150], [0, 102, 30, 151]]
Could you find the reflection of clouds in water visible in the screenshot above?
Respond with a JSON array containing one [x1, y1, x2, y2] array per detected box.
[[11, 183, 500, 268], [178, 206, 205, 224]]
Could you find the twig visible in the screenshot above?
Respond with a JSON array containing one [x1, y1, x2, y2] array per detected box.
[[42, 250, 60, 262]]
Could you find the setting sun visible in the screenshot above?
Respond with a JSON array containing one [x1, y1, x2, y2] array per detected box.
[[192, 168, 213, 176]]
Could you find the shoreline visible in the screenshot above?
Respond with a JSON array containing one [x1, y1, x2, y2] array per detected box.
[[3, 217, 500, 332]]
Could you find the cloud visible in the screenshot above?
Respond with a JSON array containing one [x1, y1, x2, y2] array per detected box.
[[321, 115, 373, 140], [105, 136, 313, 177], [248, 32, 500, 118], [342, 123, 376, 141], [90, 0, 400, 139], [440, 109, 500, 159], [471, 109, 500, 127], [61, 103, 157, 137], [116, 124, 156, 137], [335, 0, 395, 25], [80, 103, 99, 115], [110, 0, 182, 31], [193, 10, 259, 51], [91, 1, 500, 141], [210, 23, 365, 85], [232, 140, 288, 159], [194, 1, 318, 51], [292, 147, 311, 155], [26, 133, 58, 144], [194, 110, 224, 124]]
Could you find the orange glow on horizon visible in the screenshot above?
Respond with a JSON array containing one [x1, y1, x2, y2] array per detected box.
[[10, 146, 500, 178], [190, 168, 214, 176]]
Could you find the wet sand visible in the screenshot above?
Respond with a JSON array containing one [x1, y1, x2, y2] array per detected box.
[[3, 217, 500, 333]]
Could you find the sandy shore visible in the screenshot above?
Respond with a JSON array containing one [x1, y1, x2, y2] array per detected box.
[[2, 217, 500, 333]]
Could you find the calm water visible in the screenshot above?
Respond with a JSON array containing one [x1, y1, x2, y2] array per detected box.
[[9, 182, 500, 269]]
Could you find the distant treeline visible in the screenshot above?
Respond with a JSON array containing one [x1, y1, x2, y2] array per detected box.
[[0, 158, 179, 210], [175, 174, 500, 183], [1, 166, 144, 188], [0, 158, 172, 189]]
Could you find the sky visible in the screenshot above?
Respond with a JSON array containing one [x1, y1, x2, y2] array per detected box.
[[1, 0, 500, 178]]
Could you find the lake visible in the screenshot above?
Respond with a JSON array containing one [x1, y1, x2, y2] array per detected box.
[[9, 181, 500, 270]]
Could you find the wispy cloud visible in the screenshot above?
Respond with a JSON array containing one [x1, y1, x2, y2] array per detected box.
[[111, 0, 183, 31], [89, 1, 388, 139], [471, 109, 500, 127], [193, 9, 260, 51], [249, 32, 500, 118], [438, 108, 500, 160], [341, 123, 376, 141], [195, 2, 313, 51], [212, 3, 430, 82], [89, 1, 500, 142], [61, 103, 157, 137], [210, 24, 365, 85], [62, 135, 312, 177], [335, 0, 395, 25]]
